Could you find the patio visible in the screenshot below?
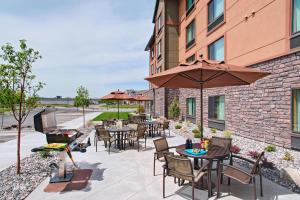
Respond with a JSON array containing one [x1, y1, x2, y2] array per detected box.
[[27, 130, 300, 200]]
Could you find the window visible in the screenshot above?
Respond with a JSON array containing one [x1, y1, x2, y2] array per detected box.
[[151, 48, 154, 59], [156, 66, 162, 73], [186, 20, 195, 49], [150, 64, 154, 75], [208, 37, 224, 61], [157, 14, 162, 32], [186, 0, 195, 16], [292, 89, 300, 133], [292, 0, 300, 34], [208, 0, 224, 32], [208, 95, 225, 121], [187, 98, 196, 117], [186, 54, 195, 63], [157, 40, 162, 59]]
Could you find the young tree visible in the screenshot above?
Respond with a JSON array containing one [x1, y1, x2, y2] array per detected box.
[[168, 97, 180, 120], [74, 86, 90, 128], [0, 40, 44, 174]]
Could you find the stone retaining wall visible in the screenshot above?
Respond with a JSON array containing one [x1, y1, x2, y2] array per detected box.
[[179, 51, 300, 148]]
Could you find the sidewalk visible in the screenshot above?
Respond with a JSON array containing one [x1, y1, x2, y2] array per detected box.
[[0, 112, 101, 171], [28, 131, 300, 200]]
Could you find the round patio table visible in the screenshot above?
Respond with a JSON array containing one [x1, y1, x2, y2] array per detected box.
[[176, 143, 229, 197], [106, 127, 134, 150]]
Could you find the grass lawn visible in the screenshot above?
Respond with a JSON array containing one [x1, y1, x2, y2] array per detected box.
[[39, 104, 74, 108], [93, 112, 130, 121], [99, 104, 139, 109], [0, 107, 11, 114]]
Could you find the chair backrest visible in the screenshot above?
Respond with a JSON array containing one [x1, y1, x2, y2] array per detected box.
[[153, 137, 169, 159], [165, 154, 193, 179], [250, 151, 264, 175], [128, 123, 138, 131], [163, 121, 170, 129], [137, 124, 146, 139], [97, 126, 111, 139], [210, 136, 232, 152], [95, 125, 104, 136]]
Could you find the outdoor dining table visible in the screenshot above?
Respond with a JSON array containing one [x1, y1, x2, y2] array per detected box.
[[106, 126, 134, 150], [176, 143, 230, 198]]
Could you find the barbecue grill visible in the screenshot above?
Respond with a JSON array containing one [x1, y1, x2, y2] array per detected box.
[[34, 109, 83, 146], [32, 109, 83, 183]]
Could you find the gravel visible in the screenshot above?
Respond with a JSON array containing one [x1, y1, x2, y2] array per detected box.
[[0, 152, 59, 200], [170, 120, 300, 193]]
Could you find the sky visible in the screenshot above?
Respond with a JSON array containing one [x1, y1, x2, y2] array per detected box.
[[0, 0, 155, 98]]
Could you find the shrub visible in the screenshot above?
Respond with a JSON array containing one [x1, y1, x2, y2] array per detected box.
[[39, 150, 51, 158], [282, 151, 294, 161], [192, 128, 200, 134], [168, 97, 180, 120], [194, 132, 201, 138], [264, 144, 276, 152], [230, 145, 241, 154], [210, 128, 217, 134], [261, 158, 275, 169], [247, 151, 259, 159], [223, 130, 232, 138], [137, 105, 145, 113], [175, 124, 182, 129]]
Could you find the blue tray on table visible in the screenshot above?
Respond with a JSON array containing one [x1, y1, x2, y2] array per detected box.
[[184, 148, 207, 156]]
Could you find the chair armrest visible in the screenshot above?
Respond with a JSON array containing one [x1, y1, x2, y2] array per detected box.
[[231, 154, 255, 164], [168, 146, 177, 149], [220, 164, 254, 178], [196, 162, 209, 177]]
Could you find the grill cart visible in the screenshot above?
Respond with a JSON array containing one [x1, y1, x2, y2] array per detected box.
[[32, 109, 83, 183]]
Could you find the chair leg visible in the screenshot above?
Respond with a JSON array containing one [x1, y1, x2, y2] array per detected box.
[[108, 143, 110, 154], [153, 155, 156, 176], [192, 180, 195, 200], [95, 140, 97, 152], [260, 174, 263, 197], [137, 139, 139, 152], [145, 137, 146, 149], [163, 169, 166, 198], [217, 167, 221, 198], [253, 177, 257, 200]]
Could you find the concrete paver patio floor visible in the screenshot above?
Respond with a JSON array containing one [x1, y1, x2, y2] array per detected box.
[[28, 132, 300, 200]]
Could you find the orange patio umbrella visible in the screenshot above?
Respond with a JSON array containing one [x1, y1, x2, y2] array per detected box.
[[134, 94, 151, 114], [101, 90, 134, 119], [145, 59, 271, 136]]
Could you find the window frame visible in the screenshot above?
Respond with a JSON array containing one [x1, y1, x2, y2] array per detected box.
[[292, 0, 300, 35], [208, 36, 225, 61], [157, 40, 162, 59], [208, 95, 225, 122], [186, 0, 195, 16], [207, 0, 224, 32], [292, 89, 300, 133], [186, 98, 196, 118], [157, 13, 162, 33], [186, 54, 196, 63], [151, 48, 154, 59], [186, 20, 196, 49]]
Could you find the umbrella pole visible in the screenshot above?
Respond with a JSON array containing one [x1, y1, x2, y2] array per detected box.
[[200, 84, 203, 139], [118, 99, 120, 119]]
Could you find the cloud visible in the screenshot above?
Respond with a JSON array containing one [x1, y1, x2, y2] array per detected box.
[[0, 0, 154, 97]]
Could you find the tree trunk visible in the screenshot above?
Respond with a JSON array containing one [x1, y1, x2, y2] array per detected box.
[[17, 120, 21, 174], [1, 107, 4, 129], [83, 106, 85, 128]]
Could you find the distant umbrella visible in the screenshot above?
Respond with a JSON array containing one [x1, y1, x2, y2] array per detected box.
[[101, 90, 134, 119]]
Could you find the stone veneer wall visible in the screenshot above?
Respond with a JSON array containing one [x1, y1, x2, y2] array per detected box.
[[179, 51, 300, 148]]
